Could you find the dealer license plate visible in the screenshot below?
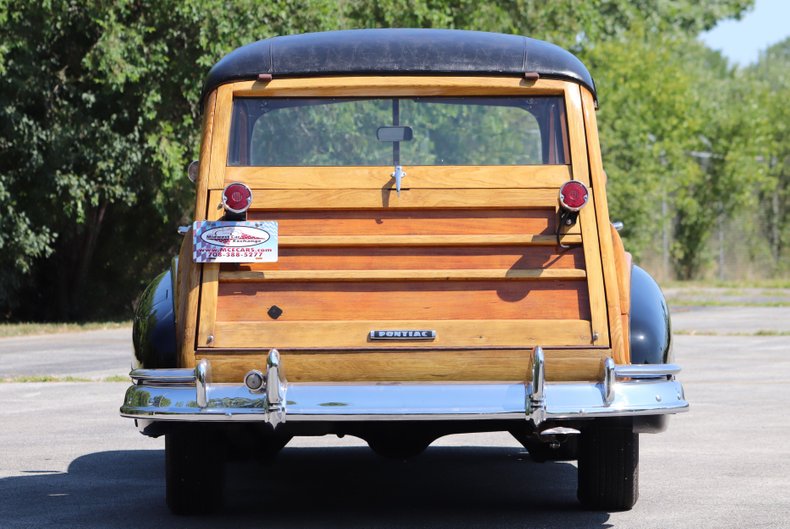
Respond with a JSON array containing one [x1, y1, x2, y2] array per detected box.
[[192, 221, 278, 263]]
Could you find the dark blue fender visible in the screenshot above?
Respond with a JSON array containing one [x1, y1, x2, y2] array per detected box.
[[629, 265, 673, 364], [132, 258, 178, 369]]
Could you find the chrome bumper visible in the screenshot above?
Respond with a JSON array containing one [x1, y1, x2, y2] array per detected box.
[[120, 348, 688, 425]]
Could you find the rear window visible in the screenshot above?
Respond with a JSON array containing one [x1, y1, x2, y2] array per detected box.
[[228, 96, 568, 167]]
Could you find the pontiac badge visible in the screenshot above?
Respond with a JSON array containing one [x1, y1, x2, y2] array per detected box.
[[369, 330, 436, 341]]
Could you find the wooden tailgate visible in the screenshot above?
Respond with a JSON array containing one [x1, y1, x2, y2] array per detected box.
[[186, 79, 620, 382]]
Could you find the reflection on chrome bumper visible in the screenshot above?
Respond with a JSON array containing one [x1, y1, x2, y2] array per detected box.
[[120, 348, 688, 425]]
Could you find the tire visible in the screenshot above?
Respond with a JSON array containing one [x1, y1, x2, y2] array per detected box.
[[577, 423, 639, 511], [166, 427, 225, 515]]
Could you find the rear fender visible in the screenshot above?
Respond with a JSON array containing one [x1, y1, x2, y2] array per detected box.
[[132, 259, 178, 369], [629, 265, 672, 364]]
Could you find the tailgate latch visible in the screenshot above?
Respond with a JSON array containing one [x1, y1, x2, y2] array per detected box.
[[391, 165, 406, 196]]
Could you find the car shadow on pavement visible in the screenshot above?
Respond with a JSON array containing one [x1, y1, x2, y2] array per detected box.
[[1, 446, 613, 528]]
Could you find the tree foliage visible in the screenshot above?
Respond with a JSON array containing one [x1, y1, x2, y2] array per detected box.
[[4, 0, 786, 321], [747, 38, 790, 273], [0, 0, 340, 319]]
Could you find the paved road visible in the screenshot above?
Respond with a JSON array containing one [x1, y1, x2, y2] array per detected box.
[[1, 307, 789, 528], [0, 328, 132, 379]]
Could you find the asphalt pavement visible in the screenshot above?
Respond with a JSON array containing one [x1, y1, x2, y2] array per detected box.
[[0, 328, 132, 379], [1, 306, 789, 528]]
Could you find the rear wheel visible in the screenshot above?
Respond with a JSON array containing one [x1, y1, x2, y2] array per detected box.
[[577, 422, 639, 511], [165, 427, 225, 515]]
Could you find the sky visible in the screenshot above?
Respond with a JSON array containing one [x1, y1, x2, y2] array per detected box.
[[699, 0, 790, 66]]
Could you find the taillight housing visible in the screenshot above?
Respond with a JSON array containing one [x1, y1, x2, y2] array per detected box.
[[558, 180, 589, 212], [222, 182, 253, 215], [556, 181, 588, 248]]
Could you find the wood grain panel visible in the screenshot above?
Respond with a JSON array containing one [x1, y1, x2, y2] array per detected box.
[[180, 88, 217, 368], [221, 188, 561, 210], [225, 165, 572, 190], [208, 85, 234, 190], [175, 230, 196, 363], [210, 319, 592, 349], [219, 268, 586, 282], [197, 349, 609, 383], [277, 234, 582, 247], [248, 208, 580, 236], [233, 246, 585, 271], [227, 76, 569, 98], [195, 183, 224, 349], [583, 87, 627, 363], [216, 280, 590, 321], [566, 85, 609, 347]]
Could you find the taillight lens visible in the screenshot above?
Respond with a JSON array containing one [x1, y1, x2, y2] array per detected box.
[[222, 182, 253, 214], [559, 181, 589, 211]]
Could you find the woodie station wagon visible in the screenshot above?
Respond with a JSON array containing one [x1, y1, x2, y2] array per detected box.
[[121, 29, 688, 514]]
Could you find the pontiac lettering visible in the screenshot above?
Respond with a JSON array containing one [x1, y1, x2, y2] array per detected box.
[[369, 330, 436, 340]]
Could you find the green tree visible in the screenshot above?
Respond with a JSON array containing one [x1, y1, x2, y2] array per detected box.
[[0, 0, 761, 321], [0, 0, 340, 319], [747, 38, 790, 274], [346, 0, 752, 50]]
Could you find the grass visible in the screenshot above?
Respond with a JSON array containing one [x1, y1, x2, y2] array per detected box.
[[674, 329, 790, 337], [668, 300, 790, 308], [0, 374, 129, 383], [0, 321, 131, 338], [662, 279, 790, 290]]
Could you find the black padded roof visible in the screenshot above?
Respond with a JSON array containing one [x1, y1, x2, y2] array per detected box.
[[202, 29, 596, 106]]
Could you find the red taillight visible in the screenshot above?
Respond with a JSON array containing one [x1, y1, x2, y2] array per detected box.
[[559, 180, 589, 211], [222, 182, 253, 214]]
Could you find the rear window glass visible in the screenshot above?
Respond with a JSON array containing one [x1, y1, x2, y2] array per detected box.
[[228, 96, 568, 167]]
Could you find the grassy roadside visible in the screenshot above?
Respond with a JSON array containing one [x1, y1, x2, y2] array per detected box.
[[0, 321, 131, 338], [0, 375, 129, 383], [662, 279, 790, 289], [663, 282, 790, 308], [674, 329, 790, 336]]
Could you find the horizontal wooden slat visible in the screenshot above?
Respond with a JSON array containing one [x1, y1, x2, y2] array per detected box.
[[220, 268, 587, 282], [277, 234, 582, 247], [230, 75, 578, 97], [210, 319, 592, 348], [217, 280, 589, 321], [228, 76, 569, 98], [224, 165, 572, 190], [249, 208, 580, 236], [236, 246, 585, 271], [197, 349, 609, 382], [234, 188, 562, 209]]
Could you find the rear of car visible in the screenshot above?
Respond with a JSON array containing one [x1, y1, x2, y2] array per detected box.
[[121, 29, 687, 514]]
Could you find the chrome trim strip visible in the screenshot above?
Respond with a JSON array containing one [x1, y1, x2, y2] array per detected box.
[[614, 363, 682, 378], [130, 368, 195, 384]]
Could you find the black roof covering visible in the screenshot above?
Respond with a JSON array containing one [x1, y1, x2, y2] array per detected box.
[[202, 29, 595, 106]]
